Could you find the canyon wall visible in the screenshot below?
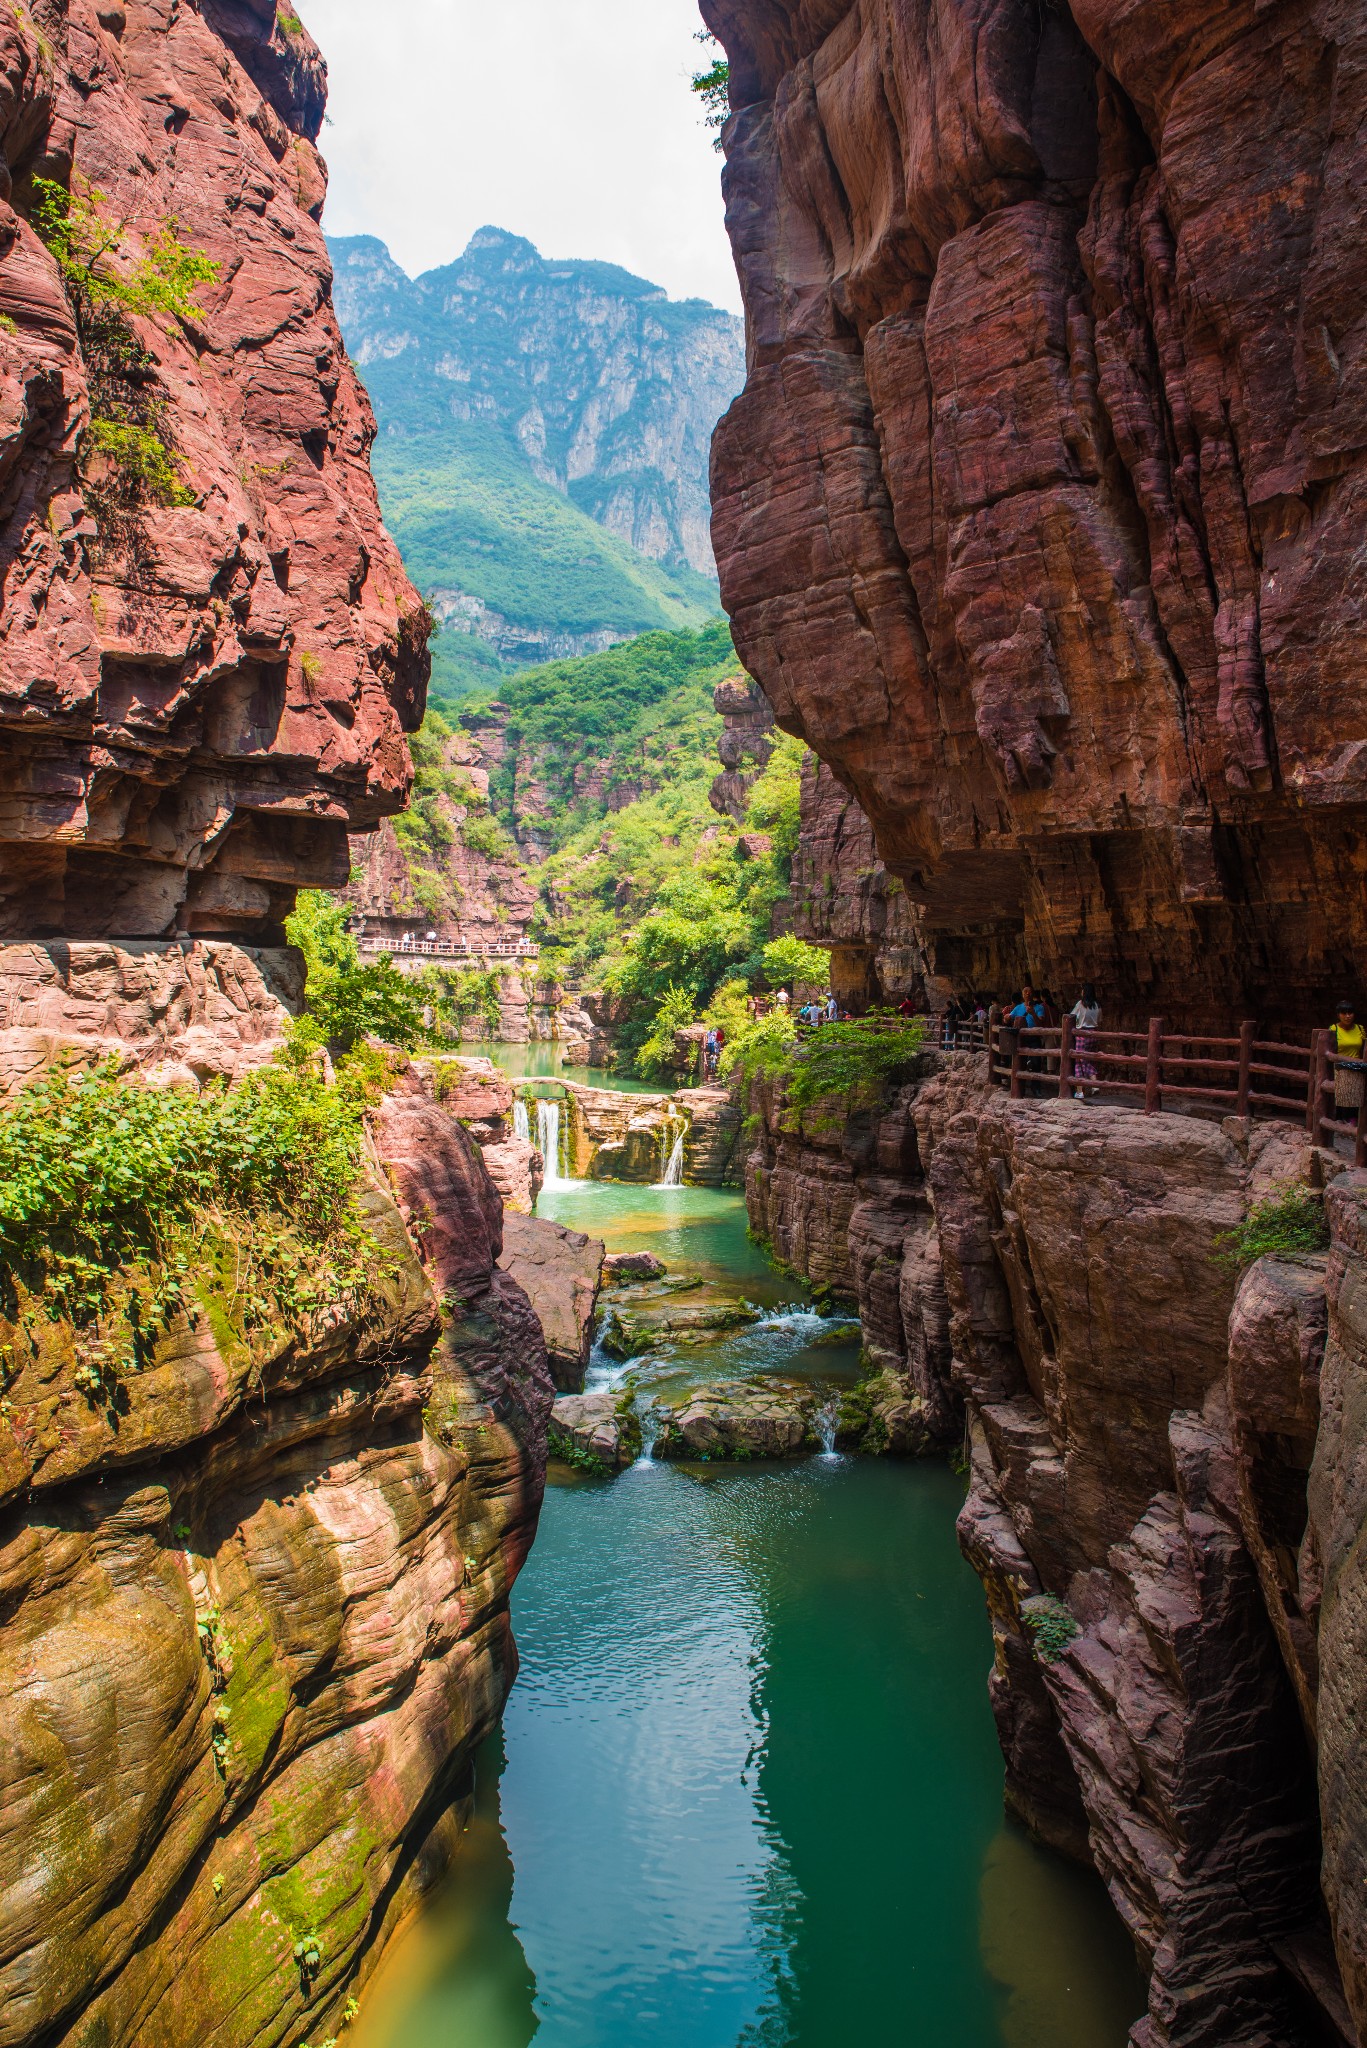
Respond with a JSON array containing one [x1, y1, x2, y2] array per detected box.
[[706, 0, 1367, 1031], [743, 1055, 1365, 2045], [0, 1042, 554, 2047], [0, 0, 427, 945]]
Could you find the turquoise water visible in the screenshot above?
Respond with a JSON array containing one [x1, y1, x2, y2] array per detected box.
[[465, 1041, 663, 1094], [354, 1175, 1144, 2048]]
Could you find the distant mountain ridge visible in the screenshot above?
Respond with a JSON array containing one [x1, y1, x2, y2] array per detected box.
[[329, 229, 745, 702]]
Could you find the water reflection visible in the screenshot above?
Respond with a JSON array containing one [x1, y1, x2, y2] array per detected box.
[[353, 1461, 1142, 2048], [980, 1822, 1145, 2047]]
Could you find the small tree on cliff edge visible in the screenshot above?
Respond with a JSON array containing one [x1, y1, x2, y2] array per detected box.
[[692, 32, 730, 148]]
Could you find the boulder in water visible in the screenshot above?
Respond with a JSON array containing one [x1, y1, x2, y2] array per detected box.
[[550, 1391, 642, 1473], [653, 1380, 821, 1461], [603, 1250, 667, 1284], [499, 1214, 605, 1392]]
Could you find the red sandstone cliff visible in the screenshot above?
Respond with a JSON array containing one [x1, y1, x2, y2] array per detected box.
[[706, 0, 1367, 1031], [742, 1053, 1364, 2046], [0, 0, 427, 943]]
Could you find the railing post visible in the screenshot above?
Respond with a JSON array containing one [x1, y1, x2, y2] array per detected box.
[[1237, 1020, 1254, 1118], [1356, 1088, 1367, 1172], [1308, 1028, 1328, 1140], [1009, 1030, 1023, 1100], [1145, 1017, 1163, 1114], [1058, 1013, 1074, 1098]]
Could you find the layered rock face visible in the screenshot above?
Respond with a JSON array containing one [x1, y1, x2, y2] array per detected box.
[[0, 1051, 554, 2047], [706, 0, 1367, 1029], [0, 0, 427, 945], [789, 754, 929, 1009], [743, 1053, 1367, 2045], [0, 935, 299, 1091]]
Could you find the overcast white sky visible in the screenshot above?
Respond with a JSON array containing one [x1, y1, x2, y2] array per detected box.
[[305, 0, 741, 313]]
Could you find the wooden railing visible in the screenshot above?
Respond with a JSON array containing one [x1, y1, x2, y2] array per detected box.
[[358, 935, 540, 962], [985, 1017, 1367, 1164]]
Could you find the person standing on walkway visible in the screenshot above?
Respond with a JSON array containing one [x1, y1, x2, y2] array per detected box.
[[1070, 983, 1101, 1096], [1329, 1000, 1366, 1131]]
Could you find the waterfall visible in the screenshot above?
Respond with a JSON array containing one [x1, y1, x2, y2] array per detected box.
[[536, 1097, 577, 1187], [658, 1125, 685, 1187], [815, 1397, 841, 1459], [513, 1097, 531, 1145]]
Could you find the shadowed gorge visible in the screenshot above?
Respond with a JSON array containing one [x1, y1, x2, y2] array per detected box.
[[704, 0, 1367, 1032]]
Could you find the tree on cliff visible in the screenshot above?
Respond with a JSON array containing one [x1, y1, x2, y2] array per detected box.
[[691, 33, 730, 147]]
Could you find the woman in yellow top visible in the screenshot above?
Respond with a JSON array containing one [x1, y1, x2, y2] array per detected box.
[[1330, 1000, 1366, 1121]]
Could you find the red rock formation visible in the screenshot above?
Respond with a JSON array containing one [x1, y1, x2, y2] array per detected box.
[[742, 1048, 1367, 2044], [0, 1054, 552, 2046], [0, 0, 427, 944], [706, 0, 1367, 1032], [708, 671, 775, 819], [790, 753, 929, 1008], [0, 934, 299, 1090]]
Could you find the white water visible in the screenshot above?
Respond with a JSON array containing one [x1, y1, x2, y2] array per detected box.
[[655, 1121, 686, 1188], [815, 1397, 842, 1460], [537, 1097, 580, 1188], [513, 1098, 531, 1146]]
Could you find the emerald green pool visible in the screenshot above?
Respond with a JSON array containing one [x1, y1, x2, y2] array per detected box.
[[354, 1179, 1144, 2048]]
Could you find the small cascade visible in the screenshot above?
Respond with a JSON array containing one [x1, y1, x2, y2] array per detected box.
[[634, 1397, 662, 1465], [536, 1096, 579, 1188], [654, 1109, 687, 1188], [513, 1097, 531, 1146], [815, 1397, 841, 1460]]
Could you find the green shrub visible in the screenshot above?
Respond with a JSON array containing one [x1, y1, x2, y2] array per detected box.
[[286, 891, 433, 1052], [547, 1422, 609, 1475], [634, 984, 696, 1081], [720, 1011, 798, 1084], [84, 419, 194, 508], [1214, 1184, 1330, 1269], [0, 1052, 392, 1347], [1021, 1595, 1080, 1665], [31, 178, 218, 326], [761, 934, 829, 992]]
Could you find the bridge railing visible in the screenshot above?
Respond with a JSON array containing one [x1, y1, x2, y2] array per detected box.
[[357, 936, 540, 962], [985, 1017, 1367, 1165]]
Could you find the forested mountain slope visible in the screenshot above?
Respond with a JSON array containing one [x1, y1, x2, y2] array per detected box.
[[330, 231, 743, 702]]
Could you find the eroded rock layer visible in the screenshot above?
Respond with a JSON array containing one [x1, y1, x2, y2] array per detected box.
[[742, 1050, 1367, 2046], [0, 0, 427, 943], [0, 1028, 554, 2047], [706, 0, 1367, 1029]]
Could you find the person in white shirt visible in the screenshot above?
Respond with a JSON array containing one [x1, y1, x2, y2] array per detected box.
[[1070, 983, 1101, 1096]]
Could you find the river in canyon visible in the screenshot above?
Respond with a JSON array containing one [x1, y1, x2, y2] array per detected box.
[[354, 1059, 1144, 2048]]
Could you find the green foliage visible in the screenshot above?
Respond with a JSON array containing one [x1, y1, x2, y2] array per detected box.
[[547, 1422, 610, 1475], [31, 178, 218, 325], [724, 1017, 927, 1123], [30, 180, 216, 547], [84, 420, 194, 508], [744, 734, 804, 863], [1214, 1184, 1330, 1269], [0, 1054, 391, 1348], [719, 1011, 798, 1084], [634, 985, 696, 1082], [459, 808, 518, 861], [692, 32, 731, 146], [761, 934, 830, 993], [1021, 1595, 1081, 1665], [277, 7, 304, 34], [368, 428, 717, 711], [783, 1018, 928, 1112], [286, 891, 433, 1053], [431, 969, 503, 1035], [486, 625, 806, 1062], [299, 649, 322, 684]]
